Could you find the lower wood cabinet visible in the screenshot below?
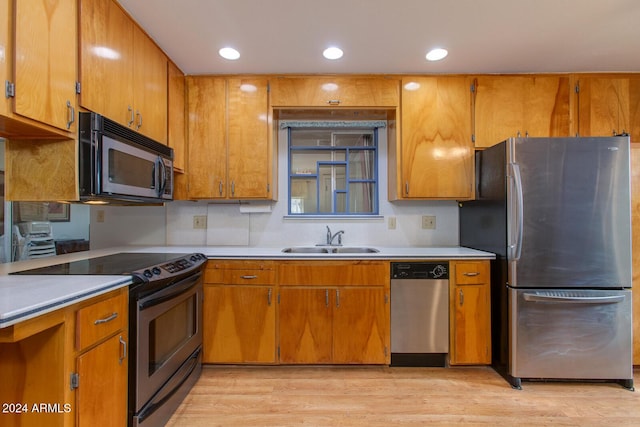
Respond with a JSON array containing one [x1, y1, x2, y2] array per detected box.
[[449, 260, 491, 365], [73, 289, 128, 427], [0, 287, 128, 427], [279, 286, 388, 364], [204, 285, 276, 363], [203, 260, 277, 363]]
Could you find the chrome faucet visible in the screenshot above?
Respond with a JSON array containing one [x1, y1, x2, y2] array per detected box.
[[326, 226, 344, 246]]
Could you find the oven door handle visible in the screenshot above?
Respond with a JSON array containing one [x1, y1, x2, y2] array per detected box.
[[139, 272, 202, 310], [136, 347, 201, 423]]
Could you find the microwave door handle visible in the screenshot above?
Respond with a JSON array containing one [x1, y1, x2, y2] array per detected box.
[[159, 157, 168, 195], [153, 156, 165, 197]]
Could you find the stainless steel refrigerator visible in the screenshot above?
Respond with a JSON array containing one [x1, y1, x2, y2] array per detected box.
[[459, 136, 633, 390]]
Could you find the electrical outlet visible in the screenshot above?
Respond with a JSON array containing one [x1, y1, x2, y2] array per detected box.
[[193, 215, 207, 229], [96, 210, 105, 223], [388, 216, 397, 230], [421, 215, 436, 230]]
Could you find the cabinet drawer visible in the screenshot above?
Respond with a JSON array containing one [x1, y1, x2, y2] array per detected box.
[[454, 262, 490, 285], [223, 269, 276, 285], [76, 291, 127, 351], [278, 261, 389, 286]]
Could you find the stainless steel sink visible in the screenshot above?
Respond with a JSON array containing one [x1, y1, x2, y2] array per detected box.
[[332, 247, 380, 253], [281, 246, 379, 254], [281, 247, 331, 253]]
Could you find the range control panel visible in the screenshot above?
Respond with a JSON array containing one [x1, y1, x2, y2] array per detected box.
[[391, 262, 449, 280]]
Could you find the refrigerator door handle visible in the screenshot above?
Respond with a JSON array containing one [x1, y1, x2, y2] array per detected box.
[[508, 162, 524, 260], [523, 293, 625, 304]]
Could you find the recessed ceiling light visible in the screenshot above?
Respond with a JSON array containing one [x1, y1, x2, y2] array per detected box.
[[219, 47, 240, 60], [323, 47, 344, 60], [426, 48, 448, 61]]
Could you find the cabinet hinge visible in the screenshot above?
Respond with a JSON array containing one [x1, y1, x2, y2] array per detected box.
[[471, 134, 476, 143], [76, 81, 81, 94], [384, 347, 388, 357], [574, 81, 580, 94], [70, 373, 79, 390], [5, 80, 15, 98], [384, 294, 389, 304], [470, 82, 476, 93], [267, 183, 270, 193]]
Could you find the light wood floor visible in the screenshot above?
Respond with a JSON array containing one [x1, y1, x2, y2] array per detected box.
[[166, 366, 640, 426]]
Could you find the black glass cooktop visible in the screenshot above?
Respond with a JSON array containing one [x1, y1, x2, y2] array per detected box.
[[11, 253, 194, 276]]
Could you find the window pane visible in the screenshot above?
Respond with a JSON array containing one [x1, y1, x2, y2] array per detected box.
[[290, 129, 331, 147], [336, 192, 347, 213], [291, 177, 317, 214], [333, 132, 374, 147], [349, 183, 376, 213], [291, 150, 329, 174], [349, 150, 375, 180]]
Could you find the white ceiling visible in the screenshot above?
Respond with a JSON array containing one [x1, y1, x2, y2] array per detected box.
[[117, 0, 640, 76]]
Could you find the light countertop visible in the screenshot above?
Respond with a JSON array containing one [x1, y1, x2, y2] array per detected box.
[[0, 245, 494, 329], [0, 275, 131, 328]]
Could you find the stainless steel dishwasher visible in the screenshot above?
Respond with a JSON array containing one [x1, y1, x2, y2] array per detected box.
[[390, 262, 449, 367]]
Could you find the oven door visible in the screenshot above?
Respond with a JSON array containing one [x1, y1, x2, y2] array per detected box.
[[135, 272, 203, 412], [101, 135, 172, 200]]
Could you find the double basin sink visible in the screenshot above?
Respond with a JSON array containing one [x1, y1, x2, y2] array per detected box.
[[282, 246, 379, 254]]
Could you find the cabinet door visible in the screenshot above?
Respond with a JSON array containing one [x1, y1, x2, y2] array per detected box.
[[332, 287, 388, 364], [203, 285, 276, 363], [577, 76, 640, 142], [227, 78, 272, 199], [79, 0, 133, 126], [400, 76, 473, 199], [77, 333, 127, 427], [474, 75, 570, 148], [450, 284, 491, 365], [186, 76, 227, 198], [271, 77, 399, 107], [278, 288, 332, 364], [132, 25, 167, 143], [14, 0, 77, 132], [168, 61, 186, 172]]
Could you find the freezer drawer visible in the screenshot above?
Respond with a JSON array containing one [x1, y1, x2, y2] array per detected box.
[[510, 288, 632, 381]]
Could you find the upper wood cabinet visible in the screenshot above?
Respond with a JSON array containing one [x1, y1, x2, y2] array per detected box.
[[79, 0, 168, 144], [473, 75, 571, 148], [575, 75, 640, 142], [186, 76, 275, 200], [395, 76, 474, 200], [270, 76, 399, 107], [168, 61, 186, 172], [0, 0, 77, 138], [186, 76, 226, 199]]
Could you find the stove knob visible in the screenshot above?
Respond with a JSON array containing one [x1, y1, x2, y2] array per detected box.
[[143, 269, 153, 278], [152, 267, 162, 275], [191, 255, 198, 262]]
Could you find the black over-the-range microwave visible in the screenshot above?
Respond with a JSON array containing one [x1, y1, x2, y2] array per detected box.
[[78, 112, 173, 204]]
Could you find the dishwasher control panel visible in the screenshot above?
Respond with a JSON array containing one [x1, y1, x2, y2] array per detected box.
[[391, 262, 449, 280]]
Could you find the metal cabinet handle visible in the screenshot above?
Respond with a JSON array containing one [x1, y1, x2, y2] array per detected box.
[[327, 99, 340, 105], [119, 336, 127, 365], [459, 289, 464, 306], [267, 288, 272, 306], [231, 181, 235, 196], [66, 100, 75, 129], [128, 106, 134, 126], [325, 289, 329, 307], [136, 110, 142, 130], [218, 181, 223, 196], [336, 289, 340, 308], [94, 312, 118, 325], [405, 181, 409, 196], [463, 272, 480, 277], [241, 275, 258, 279]]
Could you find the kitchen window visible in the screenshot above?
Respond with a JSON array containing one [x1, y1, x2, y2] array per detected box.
[[286, 123, 381, 216]]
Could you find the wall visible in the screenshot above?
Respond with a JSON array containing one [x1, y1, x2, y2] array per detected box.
[[90, 124, 460, 248]]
